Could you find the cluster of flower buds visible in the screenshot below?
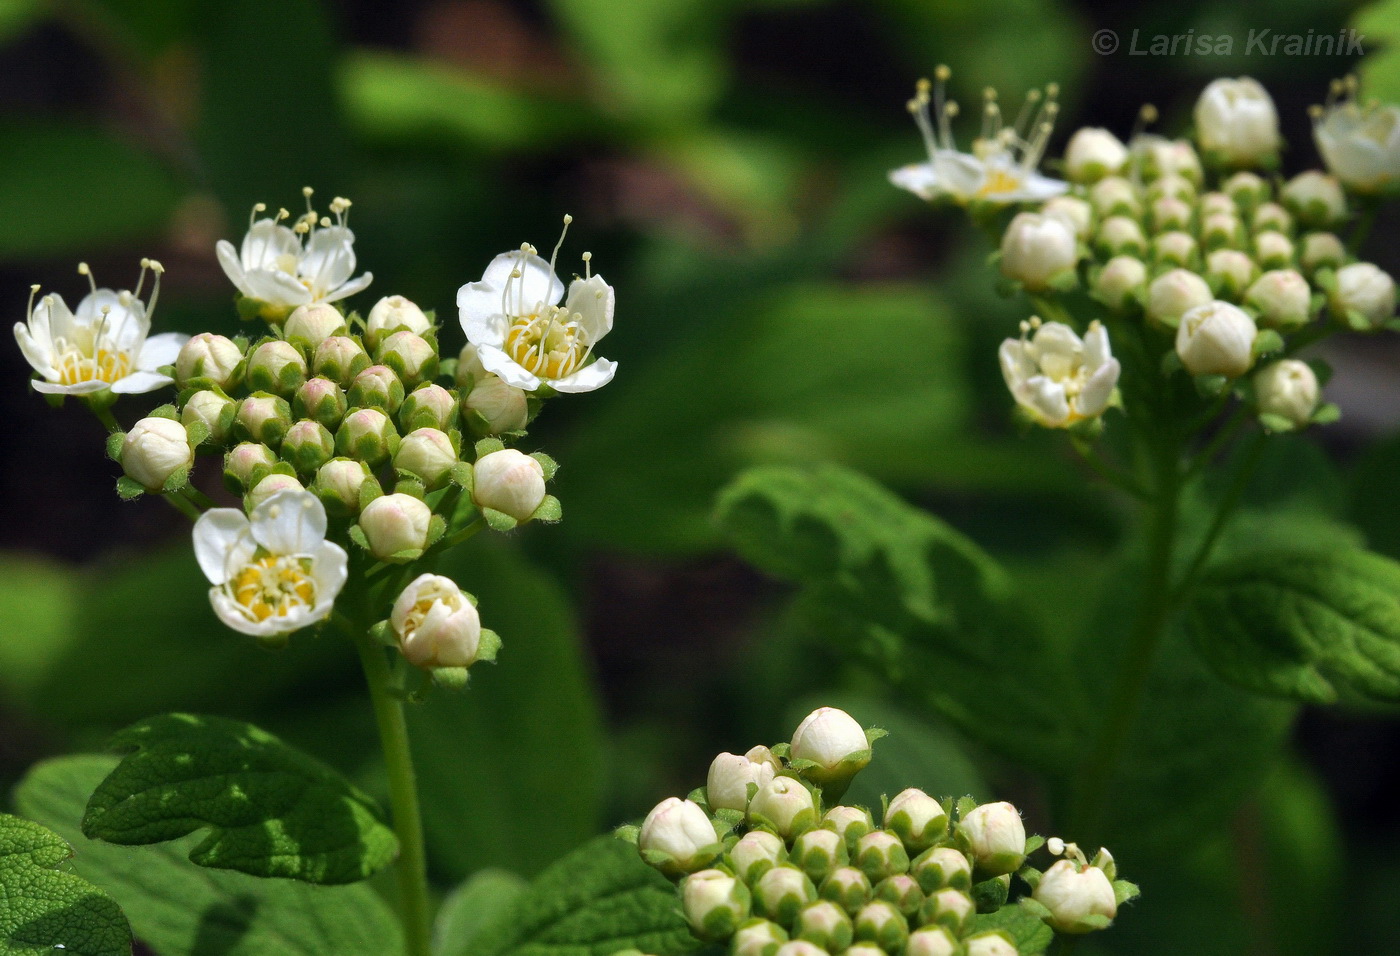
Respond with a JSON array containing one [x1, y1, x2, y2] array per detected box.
[[618, 707, 1137, 956]]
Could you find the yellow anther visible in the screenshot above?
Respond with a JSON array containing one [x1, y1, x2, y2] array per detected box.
[[934, 64, 951, 82]]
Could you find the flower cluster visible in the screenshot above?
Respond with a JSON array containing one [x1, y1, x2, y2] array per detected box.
[[619, 707, 1137, 956], [15, 193, 614, 681]]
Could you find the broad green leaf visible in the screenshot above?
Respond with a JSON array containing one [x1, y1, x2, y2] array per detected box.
[[0, 812, 130, 956], [0, 121, 180, 259], [15, 755, 401, 956], [435, 869, 529, 956], [464, 835, 699, 956], [1357, 0, 1400, 104], [82, 713, 397, 884], [966, 904, 1052, 955], [1185, 546, 1400, 704], [716, 463, 1085, 771]]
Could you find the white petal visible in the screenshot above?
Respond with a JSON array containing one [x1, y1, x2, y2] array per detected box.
[[210, 587, 307, 637], [320, 271, 373, 304], [1082, 323, 1112, 371], [14, 324, 54, 376], [242, 268, 312, 307], [1076, 359, 1120, 417], [110, 370, 174, 394], [477, 345, 542, 390], [32, 379, 109, 395], [250, 489, 327, 556], [889, 162, 941, 200], [935, 151, 988, 196], [37, 293, 76, 344], [300, 226, 357, 294], [240, 219, 301, 272], [217, 239, 254, 298], [137, 332, 188, 370], [309, 540, 350, 619], [565, 274, 614, 342], [1019, 376, 1071, 426], [999, 338, 1035, 392], [457, 254, 523, 346], [194, 509, 250, 584], [551, 357, 616, 393]]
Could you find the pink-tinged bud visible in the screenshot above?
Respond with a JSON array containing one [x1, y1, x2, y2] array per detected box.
[[399, 383, 458, 433], [462, 376, 530, 436], [348, 364, 406, 413], [358, 492, 432, 558], [394, 427, 458, 489], [236, 392, 292, 446], [245, 472, 304, 511], [246, 339, 308, 394], [283, 303, 347, 346], [472, 449, 547, 521], [375, 330, 437, 388], [1245, 269, 1312, 329], [312, 335, 370, 386], [224, 442, 277, 491], [281, 419, 335, 473], [294, 376, 348, 429], [312, 457, 374, 514], [707, 746, 781, 812]]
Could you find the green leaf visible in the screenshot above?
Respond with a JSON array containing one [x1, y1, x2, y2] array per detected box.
[[715, 462, 1084, 771], [463, 836, 700, 956], [435, 869, 529, 956], [966, 904, 1053, 955], [15, 755, 401, 956], [82, 713, 397, 884], [1357, 0, 1400, 104], [1185, 546, 1400, 704], [0, 812, 131, 956]]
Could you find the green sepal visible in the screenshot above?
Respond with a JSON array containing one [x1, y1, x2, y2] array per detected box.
[[529, 452, 559, 481], [185, 419, 212, 447], [426, 514, 447, 548], [1112, 879, 1140, 905], [1257, 412, 1298, 433], [1252, 329, 1284, 358], [1344, 308, 1377, 332], [149, 403, 179, 421], [476, 628, 502, 664], [438, 356, 458, 382], [395, 475, 427, 498], [1022, 835, 1045, 855], [483, 507, 518, 532], [1160, 350, 1184, 376], [431, 667, 471, 691], [474, 437, 506, 459], [954, 796, 979, 820], [1193, 373, 1230, 398], [531, 495, 563, 523], [160, 466, 191, 494], [971, 873, 1010, 912], [1311, 402, 1341, 425], [1017, 863, 1044, 890], [384, 547, 426, 565], [369, 620, 398, 648], [614, 824, 641, 845], [115, 475, 146, 500], [358, 475, 384, 511], [106, 430, 126, 461], [770, 742, 791, 760], [1018, 896, 1052, 920], [255, 630, 291, 651], [348, 524, 370, 551], [451, 461, 476, 493], [711, 808, 744, 837], [1044, 269, 1079, 294]]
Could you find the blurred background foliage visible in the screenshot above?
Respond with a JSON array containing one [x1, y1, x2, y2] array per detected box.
[[1, 0, 1399, 953]]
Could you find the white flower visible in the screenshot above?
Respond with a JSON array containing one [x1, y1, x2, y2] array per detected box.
[[15, 260, 185, 396], [121, 417, 192, 490], [790, 706, 868, 770], [216, 193, 372, 311], [639, 797, 717, 873], [1313, 77, 1400, 194], [707, 746, 780, 812], [193, 489, 348, 638], [457, 223, 616, 393], [1332, 262, 1397, 328], [999, 319, 1119, 428], [391, 573, 482, 668], [1176, 301, 1258, 377], [1194, 77, 1280, 166], [1000, 213, 1078, 290], [1063, 127, 1128, 183], [1033, 859, 1117, 933], [1255, 359, 1320, 429], [890, 69, 1068, 205]]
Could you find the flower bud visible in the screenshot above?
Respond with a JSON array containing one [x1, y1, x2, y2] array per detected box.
[[462, 376, 530, 436], [391, 573, 483, 669], [1195, 77, 1280, 167], [1201, 191, 1237, 218], [1064, 127, 1128, 183], [313, 457, 374, 515], [823, 806, 875, 850], [853, 900, 908, 953], [1205, 249, 1259, 299], [853, 830, 909, 883], [794, 900, 853, 952], [1245, 269, 1312, 329], [224, 442, 277, 491], [1282, 171, 1347, 229], [366, 294, 432, 346], [399, 383, 459, 433], [281, 419, 335, 473], [359, 492, 432, 559], [246, 340, 307, 394], [1092, 255, 1146, 311], [749, 777, 818, 840], [472, 449, 547, 522], [1133, 135, 1203, 184], [773, 942, 826, 956], [873, 874, 923, 916], [963, 932, 1019, 956], [638, 797, 718, 875], [1041, 196, 1093, 241], [1149, 196, 1192, 232], [1094, 215, 1146, 258], [1200, 213, 1245, 250], [1225, 171, 1270, 212], [957, 802, 1026, 876], [1032, 859, 1117, 934], [791, 706, 870, 786], [754, 865, 817, 924], [1146, 268, 1213, 329], [884, 788, 948, 853], [1315, 98, 1400, 194], [376, 330, 437, 388], [1255, 359, 1320, 429], [999, 213, 1078, 291], [819, 866, 872, 912], [245, 472, 304, 511], [732, 919, 788, 956], [348, 364, 407, 414], [682, 869, 751, 940], [911, 846, 973, 893], [1299, 232, 1346, 274], [1253, 231, 1295, 270], [731, 830, 787, 884], [918, 888, 974, 934], [121, 417, 192, 490], [313, 335, 370, 387], [1088, 177, 1141, 219], [336, 407, 398, 466], [1331, 262, 1396, 328], [283, 303, 347, 346], [176, 332, 243, 389], [456, 342, 491, 386], [294, 376, 348, 429], [395, 427, 458, 489], [708, 746, 781, 812], [843, 943, 885, 956], [181, 389, 234, 442], [906, 926, 959, 956], [1151, 230, 1197, 269], [236, 392, 292, 446], [791, 828, 847, 884], [1252, 202, 1294, 236], [1177, 301, 1258, 378], [1145, 173, 1195, 204]]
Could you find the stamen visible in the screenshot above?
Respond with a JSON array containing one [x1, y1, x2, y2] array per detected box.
[[146, 260, 165, 316], [249, 202, 267, 230], [933, 65, 954, 149], [1012, 88, 1042, 140], [77, 262, 97, 297], [26, 284, 41, 320], [582, 250, 592, 280], [134, 258, 151, 300], [549, 214, 573, 277]]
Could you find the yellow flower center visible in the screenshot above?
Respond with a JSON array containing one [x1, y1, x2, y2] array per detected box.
[[504, 306, 589, 380], [976, 167, 1024, 198], [231, 555, 316, 622], [53, 339, 133, 386]]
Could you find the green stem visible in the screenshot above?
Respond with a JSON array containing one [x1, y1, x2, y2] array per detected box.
[[1071, 439, 1148, 500], [1184, 403, 1249, 480], [87, 399, 120, 433], [1173, 432, 1267, 604], [162, 492, 202, 522], [351, 627, 433, 956], [182, 485, 215, 510], [1349, 199, 1380, 255]]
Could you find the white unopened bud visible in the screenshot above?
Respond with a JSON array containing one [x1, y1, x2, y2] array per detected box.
[[749, 777, 817, 839], [1200, 213, 1245, 249], [181, 389, 234, 441], [1000, 213, 1078, 291], [1033, 859, 1117, 933], [366, 295, 432, 342], [791, 828, 846, 884], [1064, 127, 1128, 183], [1206, 249, 1259, 298], [1152, 230, 1197, 268], [246, 473, 304, 511], [884, 789, 948, 852], [1132, 135, 1203, 184], [1201, 191, 1237, 218], [640, 797, 718, 875], [472, 449, 547, 521], [176, 332, 243, 389], [823, 805, 875, 846], [1041, 196, 1093, 242], [1093, 255, 1147, 311], [911, 846, 973, 893], [1146, 173, 1196, 204], [730, 829, 786, 883], [1088, 177, 1141, 218], [1225, 170, 1271, 210], [121, 417, 192, 490], [1146, 268, 1213, 329], [754, 866, 818, 924], [1252, 202, 1294, 236], [1194, 77, 1280, 167], [1245, 269, 1312, 329], [463, 376, 530, 435], [456, 342, 490, 385], [376, 330, 437, 387], [246, 339, 308, 394], [683, 869, 751, 941], [1253, 231, 1295, 270], [1332, 262, 1396, 328], [284, 303, 347, 345], [1255, 359, 1320, 429], [313, 457, 372, 514], [732, 919, 788, 956], [707, 746, 780, 812], [792, 707, 868, 770], [773, 940, 826, 956], [794, 900, 853, 952], [359, 492, 432, 558], [1281, 171, 1346, 228], [1299, 232, 1346, 274], [1095, 215, 1146, 258], [957, 802, 1026, 875], [963, 932, 1019, 956], [394, 427, 458, 489], [1176, 300, 1258, 377], [391, 573, 482, 668], [819, 866, 871, 912], [224, 442, 277, 490], [1149, 196, 1192, 232], [906, 925, 959, 956]]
